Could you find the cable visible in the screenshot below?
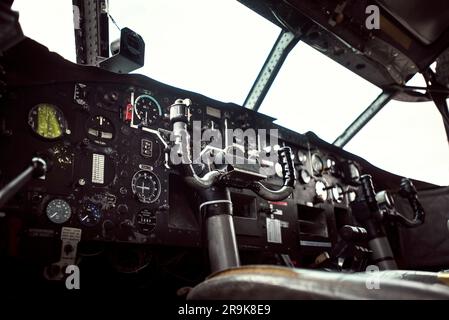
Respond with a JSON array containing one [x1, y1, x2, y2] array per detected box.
[[106, 0, 121, 31]]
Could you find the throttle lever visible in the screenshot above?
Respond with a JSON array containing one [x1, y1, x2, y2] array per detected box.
[[0, 157, 48, 209]]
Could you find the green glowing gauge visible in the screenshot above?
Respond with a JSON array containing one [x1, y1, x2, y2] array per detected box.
[[28, 103, 67, 140]]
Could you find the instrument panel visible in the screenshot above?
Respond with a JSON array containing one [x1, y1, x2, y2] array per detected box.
[[0, 55, 366, 267]]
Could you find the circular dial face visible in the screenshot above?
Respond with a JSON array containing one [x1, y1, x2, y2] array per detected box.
[[348, 163, 361, 183], [134, 95, 162, 126], [78, 202, 102, 227], [325, 157, 336, 173], [315, 180, 328, 202], [46, 199, 71, 224], [332, 184, 344, 203], [297, 150, 307, 164], [87, 115, 115, 144], [28, 103, 67, 140], [299, 169, 311, 184], [131, 170, 161, 203], [311, 154, 324, 175]]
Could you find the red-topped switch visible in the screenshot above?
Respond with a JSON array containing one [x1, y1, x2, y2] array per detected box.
[[124, 103, 133, 122]]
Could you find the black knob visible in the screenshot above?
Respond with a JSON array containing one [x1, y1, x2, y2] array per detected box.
[[117, 204, 128, 215], [340, 225, 368, 242]]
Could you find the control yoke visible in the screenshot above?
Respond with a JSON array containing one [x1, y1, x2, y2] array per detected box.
[[167, 98, 296, 200], [357, 175, 426, 270], [167, 98, 295, 273], [375, 178, 425, 228]]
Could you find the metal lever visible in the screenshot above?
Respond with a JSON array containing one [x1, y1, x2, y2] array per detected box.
[[0, 157, 47, 209]]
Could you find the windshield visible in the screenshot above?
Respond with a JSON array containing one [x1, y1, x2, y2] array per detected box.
[[258, 42, 382, 141], [13, 0, 280, 104], [12, 0, 76, 61], [345, 99, 449, 186], [11, 0, 449, 185], [259, 45, 449, 185]]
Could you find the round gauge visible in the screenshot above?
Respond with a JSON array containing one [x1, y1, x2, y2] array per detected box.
[[134, 94, 162, 126], [87, 115, 115, 145], [275, 163, 284, 178], [78, 202, 102, 227], [46, 199, 71, 224], [28, 103, 67, 140], [315, 180, 328, 202], [325, 157, 336, 172], [297, 150, 307, 164], [299, 169, 311, 184], [332, 184, 344, 203], [311, 154, 324, 175], [131, 170, 161, 204], [348, 163, 361, 184], [136, 209, 157, 233]]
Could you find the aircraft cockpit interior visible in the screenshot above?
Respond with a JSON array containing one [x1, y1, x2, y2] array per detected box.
[[1, 0, 449, 301]]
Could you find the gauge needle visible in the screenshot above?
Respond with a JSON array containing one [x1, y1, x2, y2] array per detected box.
[[137, 182, 150, 192], [50, 212, 58, 218], [81, 215, 88, 221]]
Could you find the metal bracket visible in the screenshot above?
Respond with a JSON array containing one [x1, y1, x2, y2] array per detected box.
[[333, 90, 395, 148], [243, 30, 300, 111]]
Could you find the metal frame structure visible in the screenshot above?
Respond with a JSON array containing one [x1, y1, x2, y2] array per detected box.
[[72, 0, 109, 66], [70, 2, 448, 148], [424, 69, 449, 138], [243, 26, 400, 147], [333, 91, 396, 148], [243, 30, 300, 111]]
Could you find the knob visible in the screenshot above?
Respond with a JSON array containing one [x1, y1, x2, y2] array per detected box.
[[117, 204, 128, 215], [340, 225, 368, 242], [102, 220, 115, 239]]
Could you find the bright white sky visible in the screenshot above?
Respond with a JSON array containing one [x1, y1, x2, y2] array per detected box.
[[12, 0, 449, 186]]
